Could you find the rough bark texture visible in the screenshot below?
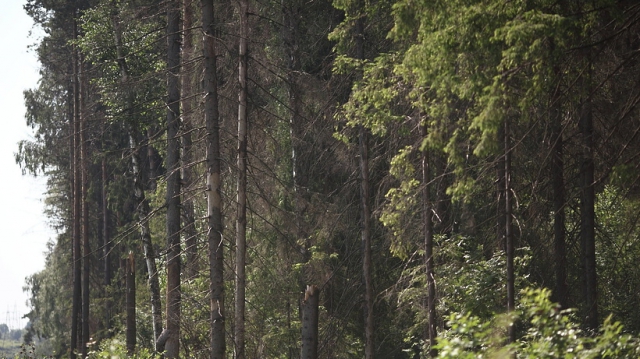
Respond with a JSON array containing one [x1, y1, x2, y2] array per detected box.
[[181, 0, 198, 280], [353, 10, 375, 359], [422, 125, 437, 357], [130, 130, 164, 348], [551, 74, 567, 309], [71, 23, 82, 358], [581, 92, 598, 330], [126, 252, 136, 355], [80, 55, 90, 359], [101, 157, 112, 332], [165, 1, 182, 357], [202, 0, 225, 357], [284, 0, 308, 262], [235, 0, 248, 357], [301, 285, 319, 359], [359, 126, 374, 359], [505, 118, 516, 343]]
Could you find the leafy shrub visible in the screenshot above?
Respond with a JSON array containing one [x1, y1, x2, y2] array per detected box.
[[436, 288, 640, 358]]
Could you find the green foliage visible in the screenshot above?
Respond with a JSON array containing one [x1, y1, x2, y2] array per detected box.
[[380, 146, 420, 259], [436, 288, 640, 358], [87, 338, 154, 359]]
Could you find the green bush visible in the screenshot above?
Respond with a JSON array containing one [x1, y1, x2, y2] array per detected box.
[[436, 288, 640, 358]]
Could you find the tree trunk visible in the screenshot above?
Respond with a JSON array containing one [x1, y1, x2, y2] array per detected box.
[[130, 129, 164, 349], [202, 0, 225, 357], [301, 285, 319, 359], [421, 125, 437, 357], [71, 19, 82, 358], [126, 252, 136, 355], [581, 87, 598, 330], [352, 9, 375, 359], [284, 0, 308, 262], [235, 0, 249, 357], [111, 9, 164, 348], [80, 54, 90, 359], [505, 118, 515, 343], [359, 126, 374, 359], [181, 0, 198, 280], [550, 71, 567, 309], [102, 157, 112, 332], [165, 1, 182, 357]]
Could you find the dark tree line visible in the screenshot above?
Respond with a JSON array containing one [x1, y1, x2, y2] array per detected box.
[[17, 0, 640, 358]]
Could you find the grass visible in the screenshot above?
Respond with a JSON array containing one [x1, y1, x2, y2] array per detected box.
[[0, 336, 22, 359]]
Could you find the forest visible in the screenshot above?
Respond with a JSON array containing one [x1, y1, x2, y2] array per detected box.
[[14, 0, 640, 358]]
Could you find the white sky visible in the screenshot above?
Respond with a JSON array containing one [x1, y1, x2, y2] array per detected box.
[[0, 0, 53, 330]]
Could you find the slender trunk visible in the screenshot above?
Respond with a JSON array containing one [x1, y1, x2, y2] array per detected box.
[[102, 157, 112, 332], [126, 252, 136, 355], [551, 79, 567, 309], [130, 130, 164, 348], [165, 1, 182, 357], [351, 9, 375, 359], [202, 0, 225, 357], [71, 19, 82, 358], [111, 10, 164, 348], [421, 125, 437, 357], [283, 0, 308, 262], [505, 118, 515, 343], [80, 56, 90, 359], [235, 0, 248, 357], [181, 0, 198, 280], [300, 285, 319, 359], [581, 87, 598, 330], [358, 126, 374, 359]]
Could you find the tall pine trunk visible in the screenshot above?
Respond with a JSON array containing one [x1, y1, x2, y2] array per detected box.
[[71, 19, 82, 358], [505, 118, 515, 343], [235, 0, 249, 356], [111, 9, 164, 348], [353, 10, 374, 359], [551, 62, 567, 309], [202, 0, 225, 357], [421, 124, 437, 357], [101, 157, 112, 332], [80, 55, 90, 359], [181, 0, 198, 280], [581, 83, 598, 330], [126, 252, 136, 355], [165, 1, 182, 357]]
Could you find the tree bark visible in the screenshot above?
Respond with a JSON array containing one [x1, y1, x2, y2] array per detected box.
[[181, 0, 198, 280], [165, 1, 182, 357], [551, 73, 567, 309], [235, 0, 249, 357], [130, 129, 164, 349], [505, 118, 515, 343], [421, 125, 437, 357], [202, 0, 225, 357], [359, 126, 374, 359], [70, 18, 82, 358], [581, 86, 598, 330], [301, 285, 319, 359], [126, 252, 136, 355], [101, 157, 112, 332], [80, 54, 90, 359], [111, 9, 164, 348]]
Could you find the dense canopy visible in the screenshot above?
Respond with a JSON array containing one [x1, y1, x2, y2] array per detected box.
[[15, 0, 640, 358]]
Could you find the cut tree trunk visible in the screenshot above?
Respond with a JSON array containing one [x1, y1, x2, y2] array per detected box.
[[301, 285, 319, 359]]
